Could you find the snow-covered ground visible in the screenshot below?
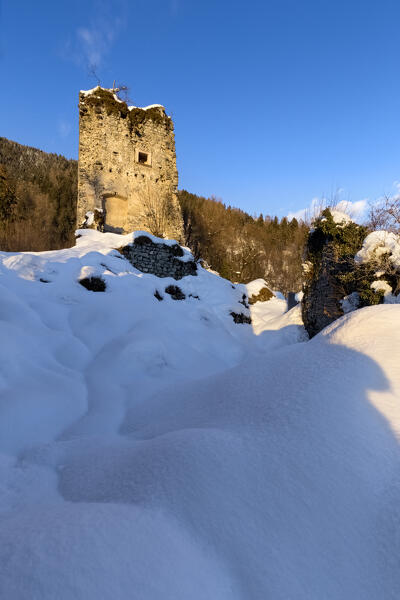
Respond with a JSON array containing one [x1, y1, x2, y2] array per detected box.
[[0, 231, 399, 599]]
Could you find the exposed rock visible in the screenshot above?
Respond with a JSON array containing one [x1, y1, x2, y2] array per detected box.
[[302, 243, 346, 337], [248, 287, 273, 304], [287, 292, 298, 310], [246, 279, 274, 304], [238, 293, 250, 308], [302, 209, 375, 337]]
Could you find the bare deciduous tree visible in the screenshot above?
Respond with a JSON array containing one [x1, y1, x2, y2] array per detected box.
[[88, 65, 101, 86], [115, 83, 131, 104], [367, 195, 400, 232], [141, 184, 176, 238]]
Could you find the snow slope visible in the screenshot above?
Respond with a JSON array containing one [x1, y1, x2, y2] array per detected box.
[[0, 231, 399, 599]]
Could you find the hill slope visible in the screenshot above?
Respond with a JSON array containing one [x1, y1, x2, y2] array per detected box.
[[0, 138, 306, 291], [0, 137, 77, 251], [0, 231, 399, 598], [178, 189, 308, 293]]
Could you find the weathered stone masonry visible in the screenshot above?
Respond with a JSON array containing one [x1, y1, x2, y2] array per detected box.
[[78, 87, 184, 241], [120, 235, 197, 280]]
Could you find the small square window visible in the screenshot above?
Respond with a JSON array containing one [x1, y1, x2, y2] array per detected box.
[[136, 149, 152, 166]]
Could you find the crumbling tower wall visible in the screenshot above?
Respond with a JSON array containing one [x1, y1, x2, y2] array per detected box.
[[77, 87, 183, 241]]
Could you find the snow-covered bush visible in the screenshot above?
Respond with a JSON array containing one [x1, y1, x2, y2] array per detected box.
[[354, 230, 400, 302], [340, 230, 400, 307]]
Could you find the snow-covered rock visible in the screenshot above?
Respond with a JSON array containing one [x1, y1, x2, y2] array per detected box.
[[245, 278, 275, 304]]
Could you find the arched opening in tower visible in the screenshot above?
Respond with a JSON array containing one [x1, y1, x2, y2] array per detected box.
[[103, 193, 128, 233]]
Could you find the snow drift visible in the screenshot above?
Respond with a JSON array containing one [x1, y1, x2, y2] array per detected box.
[[0, 231, 399, 599]]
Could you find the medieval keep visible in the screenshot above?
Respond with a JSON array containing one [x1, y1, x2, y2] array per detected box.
[[77, 87, 184, 241]]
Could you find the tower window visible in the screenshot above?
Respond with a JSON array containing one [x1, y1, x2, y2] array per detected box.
[[135, 149, 152, 166]]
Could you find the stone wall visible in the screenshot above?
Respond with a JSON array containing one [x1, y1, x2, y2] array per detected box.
[[120, 235, 197, 280], [78, 87, 184, 241]]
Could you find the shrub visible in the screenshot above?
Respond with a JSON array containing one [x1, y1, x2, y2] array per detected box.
[[230, 311, 252, 324], [165, 285, 185, 300], [79, 276, 106, 292]]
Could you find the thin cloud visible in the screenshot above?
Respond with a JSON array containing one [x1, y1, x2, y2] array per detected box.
[[368, 181, 400, 215], [388, 181, 400, 199], [62, 2, 126, 74], [76, 16, 123, 70], [57, 119, 72, 138], [170, 0, 179, 15], [287, 197, 321, 223], [336, 199, 368, 221], [288, 196, 368, 224]]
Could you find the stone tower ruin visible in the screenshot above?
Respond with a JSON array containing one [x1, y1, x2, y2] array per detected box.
[[77, 87, 184, 241]]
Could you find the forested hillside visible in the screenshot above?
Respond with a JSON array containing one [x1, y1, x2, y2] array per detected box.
[[0, 138, 77, 251], [0, 138, 307, 292], [178, 190, 308, 293]]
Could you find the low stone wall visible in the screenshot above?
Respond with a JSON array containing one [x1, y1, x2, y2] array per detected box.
[[119, 235, 197, 280]]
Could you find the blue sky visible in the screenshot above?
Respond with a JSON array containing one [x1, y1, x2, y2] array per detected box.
[[1, 0, 400, 218]]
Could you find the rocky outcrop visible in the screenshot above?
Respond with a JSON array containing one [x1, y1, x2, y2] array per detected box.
[[302, 242, 346, 337], [287, 292, 299, 310], [302, 210, 370, 338]]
